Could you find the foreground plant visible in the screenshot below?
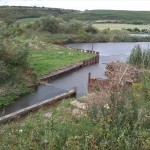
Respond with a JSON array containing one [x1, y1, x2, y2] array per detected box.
[[129, 45, 150, 69], [0, 39, 37, 106]]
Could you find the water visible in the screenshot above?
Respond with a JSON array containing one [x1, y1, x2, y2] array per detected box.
[[1, 42, 150, 116], [130, 34, 150, 37], [0, 85, 68, 116]]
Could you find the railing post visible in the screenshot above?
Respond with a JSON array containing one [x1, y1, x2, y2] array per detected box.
[[88, 72, 91, 92]]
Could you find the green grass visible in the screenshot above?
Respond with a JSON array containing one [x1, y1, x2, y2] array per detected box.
[[93, 23, 150, 30], [29, 44, 95, 77]]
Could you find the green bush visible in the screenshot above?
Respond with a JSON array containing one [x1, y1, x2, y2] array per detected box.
[[85, 25, 99, 34], [133, 28, 140, 32], [0, 39, 36, 106], [32, 15, 62, 34]]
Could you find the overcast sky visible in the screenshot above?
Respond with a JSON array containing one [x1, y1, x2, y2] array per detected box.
[[0, 0, 150, 11]]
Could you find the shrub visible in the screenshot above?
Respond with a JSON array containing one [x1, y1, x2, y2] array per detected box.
[[85, 25, 99, 34], [67, 19, 84, 34], [141, 29, 148, 33], [0, 39, 36, 105], [32, 15, 61, 33], [133, 28, 140, 32]]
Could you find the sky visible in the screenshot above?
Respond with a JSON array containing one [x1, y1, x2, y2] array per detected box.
[[0, 0, 150, 11]]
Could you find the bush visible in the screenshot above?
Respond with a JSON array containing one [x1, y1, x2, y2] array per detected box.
[[32, 16, 61, 33], [85, 25, 99, 34], [67, 19, 84, 34], [133, 28, 140, 32], [0, 39, 36, 105], [141, 29, 148, 33]]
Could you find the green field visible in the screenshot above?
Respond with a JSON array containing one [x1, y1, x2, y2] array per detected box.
[[93, 23, 150, 30]]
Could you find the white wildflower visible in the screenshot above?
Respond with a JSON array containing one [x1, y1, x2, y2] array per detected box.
[[19, 129, 23, 133], [104, 103, 110, 109]]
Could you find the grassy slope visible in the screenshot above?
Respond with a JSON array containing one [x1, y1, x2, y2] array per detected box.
[[29, 44, 94, 77]]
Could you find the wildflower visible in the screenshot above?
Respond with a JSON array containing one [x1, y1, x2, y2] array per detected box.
[[104, 103, 110, 109], [19, 129, 23, 133]]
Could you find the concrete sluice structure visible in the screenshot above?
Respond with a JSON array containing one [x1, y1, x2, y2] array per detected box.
[[0, 85, 71, 117]]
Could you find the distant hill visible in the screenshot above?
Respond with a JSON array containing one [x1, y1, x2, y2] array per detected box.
[[62, 9, 150, 23], [0, 6, 78, 23], [85, 9, 150, 22], [0, 6, 150, 24]]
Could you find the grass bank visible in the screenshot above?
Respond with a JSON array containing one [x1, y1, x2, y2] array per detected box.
[[29, 44, 95, 78]]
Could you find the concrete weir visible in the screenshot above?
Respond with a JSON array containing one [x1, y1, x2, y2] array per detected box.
[[0, 88, 76, 123]]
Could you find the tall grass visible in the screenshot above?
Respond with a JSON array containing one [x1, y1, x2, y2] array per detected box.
[[129, 45, 150, 69]]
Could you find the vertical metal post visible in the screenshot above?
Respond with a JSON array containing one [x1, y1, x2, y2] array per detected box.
[[92, 44, 94, 51], [88, 72, 91, 92]]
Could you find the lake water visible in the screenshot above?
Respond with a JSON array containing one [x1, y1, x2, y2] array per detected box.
[[1, 42, 150, 116], [130, 34, 150, 37]]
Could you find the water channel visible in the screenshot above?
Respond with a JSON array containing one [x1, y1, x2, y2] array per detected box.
[[1, 42, 150, 116]]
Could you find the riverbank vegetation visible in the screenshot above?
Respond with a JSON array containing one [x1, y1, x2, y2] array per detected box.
[[129, 45, 150, 69], [1, 51, 150, 149], [0, 38, 37, 106]]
